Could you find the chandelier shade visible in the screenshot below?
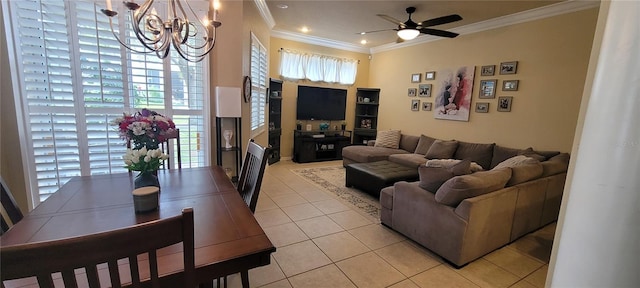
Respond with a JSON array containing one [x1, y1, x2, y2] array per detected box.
[[101, 0, 221, 62]]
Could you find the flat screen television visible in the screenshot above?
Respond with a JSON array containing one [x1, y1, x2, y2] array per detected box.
[[296, 86, 347, 120]]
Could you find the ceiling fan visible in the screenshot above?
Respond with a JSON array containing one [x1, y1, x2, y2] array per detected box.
[[361, 7, 462, 42]]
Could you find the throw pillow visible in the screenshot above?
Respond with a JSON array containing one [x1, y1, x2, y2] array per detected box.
[[453, 141, 495, 170], [490, 145, 530, 168], [418, 160, 471, 192], [435, 167, 512, 207], [541, 153, 570, 177], [426, 159, 484, 172], [425, 140, 458, 159], [414, 135, 437, 155], [374, 130, 401, 149], [493, 155, 539, 170]]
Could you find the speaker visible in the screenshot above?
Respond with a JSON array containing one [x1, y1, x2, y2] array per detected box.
[[215, 87, 242, 117]]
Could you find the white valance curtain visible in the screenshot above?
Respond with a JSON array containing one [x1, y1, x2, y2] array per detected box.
[[279, 49, 358, 85]]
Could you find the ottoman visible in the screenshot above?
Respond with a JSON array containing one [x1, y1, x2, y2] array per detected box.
[[345, 160, 419, 197]]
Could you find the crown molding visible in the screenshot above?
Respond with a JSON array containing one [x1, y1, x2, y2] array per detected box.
[[254, 0, 275, 29], [370, 0, 600, 54], [271, 30, 370, 54]]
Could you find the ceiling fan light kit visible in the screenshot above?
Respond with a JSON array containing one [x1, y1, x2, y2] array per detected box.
[[397, 28, 420, 40], [364, 6, 462, 42]]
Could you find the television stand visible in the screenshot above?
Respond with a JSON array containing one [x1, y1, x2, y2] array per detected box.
[[293, 130, 352, 163]]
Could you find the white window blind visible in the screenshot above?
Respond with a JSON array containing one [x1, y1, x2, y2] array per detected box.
[[250, 33, 267, 134], [4, 0, 209, 205], [279, 49, 358, 85]]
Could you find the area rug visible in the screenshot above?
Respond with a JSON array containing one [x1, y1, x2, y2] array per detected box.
[[292, 165, 381, 220]]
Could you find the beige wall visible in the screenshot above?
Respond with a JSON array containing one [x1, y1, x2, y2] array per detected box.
[[370, 8, 599, 152], [1, 3, 29, 212], [268, 38, 371, 159]]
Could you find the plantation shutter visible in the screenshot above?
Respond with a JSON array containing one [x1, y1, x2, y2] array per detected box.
[[250, 33, 267, 134], [4, 0, 210, 205]]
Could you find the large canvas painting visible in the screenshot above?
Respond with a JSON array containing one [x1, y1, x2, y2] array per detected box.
[[434, 66, 475, 121]]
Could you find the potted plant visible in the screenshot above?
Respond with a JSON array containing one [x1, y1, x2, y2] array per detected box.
[[123, 146, 169, 189], [341, 121, 347, 131]]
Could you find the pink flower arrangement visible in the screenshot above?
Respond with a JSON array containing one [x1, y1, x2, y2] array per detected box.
[[112, 109, 176, 150]]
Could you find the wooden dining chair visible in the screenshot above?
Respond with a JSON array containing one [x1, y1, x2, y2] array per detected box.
[[236, 139, 269, 213], [1, 176, 24, 235], [1, 208, 195, 288], [162, 128, 182, 169], [216, 139, 268, 288]]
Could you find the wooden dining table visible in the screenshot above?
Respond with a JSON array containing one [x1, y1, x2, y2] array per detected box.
[[0, 167, 276, 288]]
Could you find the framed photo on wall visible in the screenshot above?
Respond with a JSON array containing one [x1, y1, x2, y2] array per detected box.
[[475, 102, 489, 113], [411, 99, 420, 111], [481, 65, 495, 76], [502, 80, 519, 91], [422, 102, 432, 111], [425, 71, 436, 80], [411, 73, 422, 83], [479, 79, 497, 98], [408, 88, 417, 97], [497, 96, 513, 112], [418, 84, 432, 97], [499, 61, 518, 74]]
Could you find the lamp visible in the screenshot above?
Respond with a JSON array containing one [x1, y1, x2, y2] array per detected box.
[[101, 0, 221, 63], [215, 87, 242, 118], [397, 28, 420, 41]]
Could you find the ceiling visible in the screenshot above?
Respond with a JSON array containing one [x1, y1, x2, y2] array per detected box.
[[265, 0, 564, 49]]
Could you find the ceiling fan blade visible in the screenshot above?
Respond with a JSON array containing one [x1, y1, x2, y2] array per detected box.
[[377, 14, 404, 26], [419, 14, 463, 27], [357, 29, 395, 35], [395, 37, 405, 44], [420, 28, 459, 38]]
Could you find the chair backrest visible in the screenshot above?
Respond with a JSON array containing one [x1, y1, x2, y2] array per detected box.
[[1, 208, 195, 288], [1, 176, 24, 235], [237, 139, 269, 213], [161, 128, 181, 169]]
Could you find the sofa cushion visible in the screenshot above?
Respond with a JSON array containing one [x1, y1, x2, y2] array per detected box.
[[453, 141, 495, 170], [493, 155, 539, 170], [342, 145, 409, 163], [507, 163, 544, 186], [399, 134, 420, 153], [491, 145, 527, 168], [425, 140, 458, 159], [426, 159, 484, 172], [374, 130, 401, 149], [388, 153, 430, 167], [533, 150, 561, 161], [418, 160, 471, 192], [541, 153, 570, 177], [435, 168, 512, 207], [414, 134, 437, 155]]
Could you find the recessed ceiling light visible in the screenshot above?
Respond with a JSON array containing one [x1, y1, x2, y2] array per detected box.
[[300, 26, 309, 33], [360, 40, 367, 45], [276, 4, 288, 9]]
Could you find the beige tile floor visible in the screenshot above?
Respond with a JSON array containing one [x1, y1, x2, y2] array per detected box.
[[219, 160, 556, 288]]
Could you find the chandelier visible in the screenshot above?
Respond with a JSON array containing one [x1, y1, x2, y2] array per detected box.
[[101, 0, 221, 62]]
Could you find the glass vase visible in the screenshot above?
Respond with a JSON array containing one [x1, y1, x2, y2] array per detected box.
[[134, 171, 160, 190]]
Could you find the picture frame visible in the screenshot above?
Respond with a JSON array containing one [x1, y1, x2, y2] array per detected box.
[[479, 79, 497, 99], [425, 71, 436, 80], [499, 61, 518, 74], [497, 96, 513, 112], [481, 65, 495, 76], [408, 88, 417, 97], [357, 96, 364, 102], [422, 102, 432, 111], [475, 102, 489, 113], [502, 80, 519, 91], [411, 73, 422, 83], [411, 99, 420, 111], [418, 84, 432, 97]]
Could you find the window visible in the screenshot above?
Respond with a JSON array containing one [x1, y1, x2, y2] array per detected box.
[[3, 0, 209, 205], [279, 49, 358, 85], [250, 33, 267, 135]]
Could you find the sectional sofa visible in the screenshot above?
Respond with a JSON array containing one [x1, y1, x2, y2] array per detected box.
[[341, 131, 570, 266]]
